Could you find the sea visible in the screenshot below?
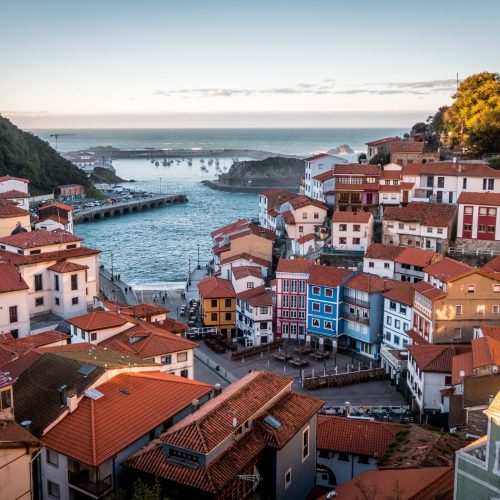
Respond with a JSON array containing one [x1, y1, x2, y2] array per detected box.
[[32, 128, 405, 288]]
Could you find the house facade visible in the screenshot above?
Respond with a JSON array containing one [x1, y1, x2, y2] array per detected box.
[[236, 286, 273, 347], [35, 202, 74, 234], [0, 263, 30, 338], [303, 153, 346, 198], [331, 211, 373, 252]]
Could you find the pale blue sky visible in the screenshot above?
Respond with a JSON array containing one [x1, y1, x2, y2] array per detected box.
[[1, 0, 498, 127]]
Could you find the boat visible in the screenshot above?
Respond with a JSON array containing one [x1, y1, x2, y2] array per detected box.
[[200, 158, 205, 163], [208, 159, 213, 166], [215, 159, 220, 166], [155, 161, 160, 166], [162, 159, 168, 166], [188, 159, 193, 166], [150, 159, 155, 164]]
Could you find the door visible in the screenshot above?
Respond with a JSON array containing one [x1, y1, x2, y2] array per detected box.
[[402, 190, 409, 204]]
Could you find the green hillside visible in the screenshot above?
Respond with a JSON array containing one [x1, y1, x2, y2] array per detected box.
[[0, 115, 95, 195]]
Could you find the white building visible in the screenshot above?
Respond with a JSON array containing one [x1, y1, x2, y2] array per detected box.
[[382, 284, 413, 351], [363, 243, 404, 278], [219, 253, 271, 280], [303, 153, 346, 198], [0, 263, 30, 338], [0, 175, 29, 197], [311, 170, 335, 204], [382, 202, 456, 252], [332, 211, 373, 252], [236, 285, 273, 347], [393, 247, 440, 283], [0, 230, 100, 323], [35, 202, 74, 234], [230, 266, 264, 294], [258, 189, 298, 230]]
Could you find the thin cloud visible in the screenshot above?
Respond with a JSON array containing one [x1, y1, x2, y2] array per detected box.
[[387, 78, 458, 89]]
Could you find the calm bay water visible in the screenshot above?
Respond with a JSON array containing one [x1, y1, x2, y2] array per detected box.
[[31, 128, 404, 286]]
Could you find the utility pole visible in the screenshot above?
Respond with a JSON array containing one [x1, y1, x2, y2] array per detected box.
[[197, 244, 200, 269]]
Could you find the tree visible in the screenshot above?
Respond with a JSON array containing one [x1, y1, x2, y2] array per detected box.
[[369, 153, 389, 165], [357, 152, 367, 163], [411, 122, 427, 135], [444, 72, 500, 154]]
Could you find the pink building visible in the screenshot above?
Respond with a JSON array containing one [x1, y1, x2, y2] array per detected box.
[[57, 184, 85, 201]]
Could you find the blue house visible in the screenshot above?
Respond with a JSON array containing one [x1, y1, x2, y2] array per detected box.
[[342, 273, 400, 359], [306, 265, 353, 349]]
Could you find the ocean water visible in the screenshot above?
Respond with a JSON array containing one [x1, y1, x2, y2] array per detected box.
[[31, 128, 405, 156], [31, 128, 403, 286]]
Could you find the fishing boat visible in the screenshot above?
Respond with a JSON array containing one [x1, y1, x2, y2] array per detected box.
[[162, 159, 168, 166], [155, 161, 160, 166], [188, 159, 193, 166], [200, 158, 205, 163], [150, 159, 155, 164], [208, 159, 213, 166]]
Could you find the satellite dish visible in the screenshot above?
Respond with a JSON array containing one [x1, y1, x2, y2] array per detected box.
[[459, 370, 465, 378]]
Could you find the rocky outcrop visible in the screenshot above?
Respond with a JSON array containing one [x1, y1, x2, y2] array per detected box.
[[90, 166, 127, 184], [328, 144, 354, 154]]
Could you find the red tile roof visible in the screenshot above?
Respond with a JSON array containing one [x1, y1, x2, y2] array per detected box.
[[384, 202, 456, 227], [389, 141, 425, 153], [313, 170, 335, 182], [0, 200, 29, 218], [67, 310, 130, 331], [308, 265, 352, 288], [236, 285, 272, 307], [394, 248, 438, 267], [403, 161, 500, 178], [0, 175, 29, 183], [304, 152, 331, 161], [0, 263, 28, 293], [276, 258, 314, 275], [297, 233, 315, 244], [483, 256, 500, 273], [406, 329, 431, 346], [231, 266, 262, 280], [364, 243, 403, 261], [198, 277, 235, 299], [42, 372, 212, 466], [333, 467, 454, 500], [480, 326, 500, 340], [366, 137, 399, 146], [219, 252, 270, 268], [0, 229, 82, 249], [424, 257, 472, 281], [317, 415, 404, 457], [458, 191, 500, 206], [334, 164, 381, 176], [47, 261, 88, 273], [0, 421, 40, 447], [345, 273, 401, 293], [411, 280, 443, 300], [332, 211, 372, 223], [383, 284, 414, 306], [0, 246, 100, 266], [289, 195, 327, 211], [210, 219, 248, 238], [0, 331, 68, 353], [0, 189, 29, 199], [39, 201, 74, 212], [282, 210, 295, 225], [258, 188, 294, 197], [471, 336, 500, 369], [409, 344, 470, 373]]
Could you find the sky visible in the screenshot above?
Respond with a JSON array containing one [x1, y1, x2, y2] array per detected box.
[[1, 0, 499, 128]]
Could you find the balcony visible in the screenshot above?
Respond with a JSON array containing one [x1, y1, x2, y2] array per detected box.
[[343, 312, 369, 326], [343, 295, 371, 309], [69, 471, 112, 497]]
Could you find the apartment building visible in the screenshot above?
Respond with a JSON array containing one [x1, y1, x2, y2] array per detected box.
[[331, 211, 373, 252], [303, 153, 346, 198], [236, 285, 273, 347]]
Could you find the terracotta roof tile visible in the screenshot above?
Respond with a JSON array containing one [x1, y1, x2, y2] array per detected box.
[[384, 202, 456, 227], [333, 164, 381, 176], [345, 273, 401, 293], [297, 233, 315, 244], [0, 175, 29, 183], [67, 310, 130, 331], [0, 421, 40, 447], [231, 266, 262, 280], [451, 352, 473, 385], [406, 329, 430, 345], [0, 229, 82, 249], [304, 153, 331, 161], [403, 161, 500, 178], [313, 170, 335, 182], [464, 374, 500, 407], [424, 257, 472, 281], [0, 331, 68, 353], [394, 248, 438, 267], [411, 280, 443, 300], [0, 263, 28, 293], [364, 243, 403, 261], [480, 326, 500, 340], [236, 285, 272, 307], [333, 467, 454, 500], [471, 337, 500, 369], [276, 258, 314, 275], [198, 277, 235, 299], [0, 189, 30, 199], [383, 284, 414, 306], [409, 345, 470, 373], [219, 253, 270, 268], [317, 415, 404, 457], [42, 372, 212, 466], [332, 211, 372, 223], [0, 200, 30, 218], [366, 137, 399, 146], [47, 261, 88, 273], [282, 210, 295, 224], [0, 246, 100, 266], [39, 201, 74, 212], [308, 265, 352, 287], [289, 195, 327, 211], [389, 141, 425, 153]]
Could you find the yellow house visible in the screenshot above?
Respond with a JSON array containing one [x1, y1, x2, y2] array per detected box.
[[197, 277, 236, 338], [0, 372, 41, 500], [0, 201, 31, 237]]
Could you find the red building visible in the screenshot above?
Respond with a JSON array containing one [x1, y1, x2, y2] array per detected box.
[[275, 258, 313, 340]]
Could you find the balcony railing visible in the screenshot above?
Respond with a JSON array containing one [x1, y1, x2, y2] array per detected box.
[[343, 295, 371, 309], [68, 471, 112, 497], [343, 312, 369, 326]]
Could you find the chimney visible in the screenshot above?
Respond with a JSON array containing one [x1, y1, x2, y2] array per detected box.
[[67, 386, 78, 413], [20, 420, 32, 431], [214, 383, 223, 396], [192, 399, 200, 413], [345, 401, 351, 417]]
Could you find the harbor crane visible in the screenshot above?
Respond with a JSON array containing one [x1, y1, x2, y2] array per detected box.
[[49, 133, 75, 149]]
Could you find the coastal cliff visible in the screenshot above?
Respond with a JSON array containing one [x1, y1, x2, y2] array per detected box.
[[203, 156, 304, 192]]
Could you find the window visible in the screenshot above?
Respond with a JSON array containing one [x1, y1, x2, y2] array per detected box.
[[177, 352, 188, 362], [71, 274, 78, 290], [368, 262, 374, 268], [353, 224, 360, 232], [467, 284, 475, 294], [312, 286, 320, 295], [400, 305, 406, 315], [225, 299, 232, 308], [325, 288, 333, 297], [302, 427, 310, 461], [339, 237, 347, 244], [358, 455, 370, 464], [389, 301, 396, 310], [298, 225, 304, 232], [324, 320, 333, 330], [211, 299, 217, 308], [90, 332, 97, 341], [246, 282, 254, 289], [483, 178, 494, 190], [72, 297, 79, 305], [394, 335, 400, 345], [35, 297, 44, 307], [48, 481, 60, 499], [66, 244, 77, 249], [54, 274, 59, 291], [312, 302, 320, 311], [464, 206, 473, 215], [395, 319, 400, 329], [283, 280, 289, 292], [352, 238, 360, 245], [437, 177, 444, 188], [399, 223, 404, 229], [324, 304, 333, 314], [339, 224, 347, 232], [312, 318, 320, 327], [180, 369, 189, 378], [211, 312, 217, 321], [9, 306, 17, 324], [314, 212, 319, 219], [285, 468, 292, 489], [492, 305, 499, 315], [477, 305, 485, 315], [55, 297, 60, 306], [302, 212, 307, 219], [386, 316, 392, 325], [463, 178, 467, 189], [34, 274, 43, 291], [338, 453, 349, 461], [261, 306, 268, 314], [0, 389, 12, 410], [494, 285, 500, 293], [161, 355, 172, 365], [384, 263, 390, 269], [225, 312, 232, 321]]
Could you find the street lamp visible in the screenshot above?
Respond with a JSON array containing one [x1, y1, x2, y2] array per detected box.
[[197, 244, 200, 269]]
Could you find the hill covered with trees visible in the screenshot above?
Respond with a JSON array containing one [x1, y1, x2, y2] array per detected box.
[[0, 115, 96, 195]]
